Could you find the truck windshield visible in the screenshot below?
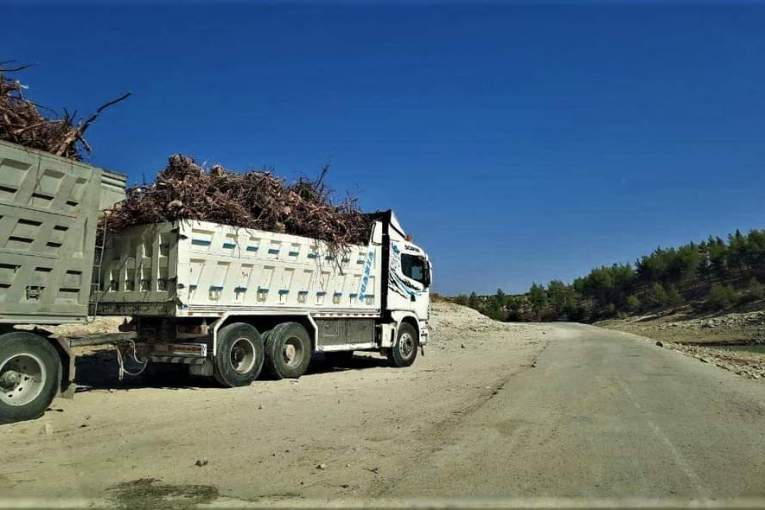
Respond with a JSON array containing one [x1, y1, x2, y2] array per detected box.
[[401, 254, 429, 287]]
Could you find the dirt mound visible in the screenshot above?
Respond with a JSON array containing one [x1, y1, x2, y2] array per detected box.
[[104, 155, 373, 248], [430, 300, 508, 333], [428, 300, 549, 352]]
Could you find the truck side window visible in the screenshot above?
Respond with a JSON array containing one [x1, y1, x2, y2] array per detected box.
[[401, 254, 428, 286]]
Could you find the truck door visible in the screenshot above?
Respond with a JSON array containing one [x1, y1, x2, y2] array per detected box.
[[387, 241, 431, 318]]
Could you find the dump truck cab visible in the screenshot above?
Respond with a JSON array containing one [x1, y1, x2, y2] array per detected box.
[[372, 210, 432, 348]]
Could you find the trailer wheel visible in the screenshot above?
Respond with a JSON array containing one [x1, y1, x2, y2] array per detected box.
[[388, 322, 418, 368], [213, 323, 264, 387], [264, 322, 312, 379], [0, 332, 61, 424]]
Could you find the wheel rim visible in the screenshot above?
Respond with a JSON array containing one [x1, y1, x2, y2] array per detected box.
[[230, 338, 256, 374], [282, 337, 303, 367], [0, 353, 47, 407], [399, 332, 415, 359]]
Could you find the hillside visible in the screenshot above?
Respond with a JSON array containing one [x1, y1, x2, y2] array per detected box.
[[452, 228, 765, 324]]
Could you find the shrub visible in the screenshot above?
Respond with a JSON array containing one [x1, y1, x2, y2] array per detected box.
[[665, 285, 684, 307], [737, 278, 765, 305], [706, 283, 737, 310], [625, 294, 641, 313], [747, 277, 764, 298], [645, 282, 669, 309]]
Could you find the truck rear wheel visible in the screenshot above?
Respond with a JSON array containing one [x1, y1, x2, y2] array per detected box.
[[0, 332, 61, 424], [213, 323, 264, 387], [388, 323, 418, 368], [264, 322, 312, 379]]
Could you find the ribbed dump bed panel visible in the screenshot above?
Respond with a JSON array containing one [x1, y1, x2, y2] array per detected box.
[[95, 222, 180, 315], [96, 220, 382, 317], [0, 140, 127, 323]]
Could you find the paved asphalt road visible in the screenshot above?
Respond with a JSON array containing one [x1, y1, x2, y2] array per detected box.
[[388, 323, 765, 501]]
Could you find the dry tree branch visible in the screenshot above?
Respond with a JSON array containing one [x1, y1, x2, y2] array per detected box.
[[0, 61, 33, 73], [53, 92, 131, 157], [1, 64, 129, 160]]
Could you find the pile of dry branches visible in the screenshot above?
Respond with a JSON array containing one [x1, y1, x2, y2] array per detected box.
[[1, 63, 371, 247], [105, 155, 373, 247], [0, 63, 129, 160]]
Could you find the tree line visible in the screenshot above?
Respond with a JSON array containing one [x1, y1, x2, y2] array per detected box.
[[451, 229, 765, 322]]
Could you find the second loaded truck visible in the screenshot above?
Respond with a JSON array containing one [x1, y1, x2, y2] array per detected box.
[[95, 211, 432, 387]]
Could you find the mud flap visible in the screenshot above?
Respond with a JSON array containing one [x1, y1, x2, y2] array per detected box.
[[52, 336, 76, 399]]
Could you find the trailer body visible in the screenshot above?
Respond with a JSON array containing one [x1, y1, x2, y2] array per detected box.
[[0, 140, 126, 324], [0, 140, 126, 423]]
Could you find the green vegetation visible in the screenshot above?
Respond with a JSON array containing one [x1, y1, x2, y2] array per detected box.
[[451, 229, 765, 322]]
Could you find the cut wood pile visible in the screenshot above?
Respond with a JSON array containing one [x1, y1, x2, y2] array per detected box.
[[0, 64, 129, 160], [104, 155, 373, 247], [1, 64, 372, 247]]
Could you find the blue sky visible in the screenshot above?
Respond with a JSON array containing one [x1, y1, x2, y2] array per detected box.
[[5, 2, 765, 295]]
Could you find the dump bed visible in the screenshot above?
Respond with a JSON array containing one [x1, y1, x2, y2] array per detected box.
[[0, 140, 127, 324], [95, 220, 382, 318]]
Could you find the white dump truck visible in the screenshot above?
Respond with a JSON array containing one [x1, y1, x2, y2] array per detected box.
[[0, 138, 432, 423], [95, 212, 432, 387]]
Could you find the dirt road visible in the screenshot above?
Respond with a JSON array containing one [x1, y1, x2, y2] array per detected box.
[[1, 303, 764, 507], [394, 324, 765, 500]]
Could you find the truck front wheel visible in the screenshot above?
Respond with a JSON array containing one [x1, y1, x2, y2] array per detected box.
[[388, 323, 418, 368], [0, 332, 61, 424], [213, 323, 265, 387], [264, 322, 312, 379]]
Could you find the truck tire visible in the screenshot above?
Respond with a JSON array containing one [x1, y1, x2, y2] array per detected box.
[[0, 332, 61, 424], [213, 323, 264, 387], [388, 322, 418, 368], [264, 322, 312, 379]]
